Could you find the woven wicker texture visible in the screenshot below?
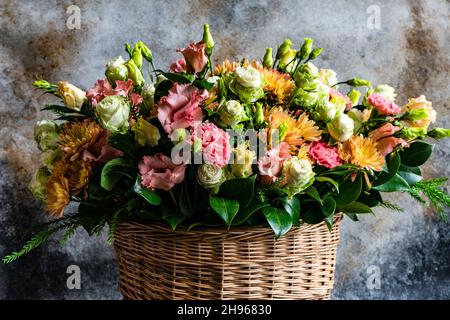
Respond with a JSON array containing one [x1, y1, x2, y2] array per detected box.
[[114, 214, 343, 300]]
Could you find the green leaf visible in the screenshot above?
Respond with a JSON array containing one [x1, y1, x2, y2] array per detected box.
[[161, 72, 195, 84], [232, 196, 269, 226], [372, 174, 410, 192], [373, 152, 401, 187], [100, 158, 133, 191], [108, 132, 136, 161], [316, 176, 339, 192], [153, 80, 173, 104], [321, 196, 336, 217], [219, 175, 256, 207], [399, 141, 434, 167], [305, 186, 323, 205], [194, 79, 214, 90], [162, 207, 185, 230], [336, 174, 362, 206], [302, 206, 324, 224], [338, 201, 373, 214], [41, 104, 81, 116], [397, 165, 422, 186], [133, 176, 162, 205], [279, 197, 300, 226], [357, 189, 382, 207], [262, 206, 293, 239], [345, 213, 359, 221], [209, 196, 240, 228]]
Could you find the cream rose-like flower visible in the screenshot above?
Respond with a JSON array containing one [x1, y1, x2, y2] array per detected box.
[[29, 167, 50, 201], [56, 81, 86, 111], [105, 56, 128, 83], [230, 144, 255, 178], [235, 66, 262, 88], [219, 100, 245, 126], [34, 120, 60, 152], [131, 117, 161, 147], [197, 164, 225, 190], [327, 113, 354, 142], [95, 95, 130, 133], [402, 95, 436, 129], [282, 157, 315, 197]]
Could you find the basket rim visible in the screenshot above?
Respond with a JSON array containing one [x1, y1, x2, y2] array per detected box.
[[115, 213, 343, 236]]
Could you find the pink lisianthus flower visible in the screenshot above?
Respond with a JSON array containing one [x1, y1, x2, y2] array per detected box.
[[330, 88, 352, 111], [138, 153, 186, 191], [177, 42, 208, 73], [130, 93, 143, 106], [114, 79, 134, 97], [170, 59, 187, 73], [193, 122, 231, 168], [157, 83, 208, 136], [86, 79, 115, 106], [376, 137, 409, 156], [308, 141, 342, 169], [369, 123, 400, 141], [367, 93, 401, 115], [258, 142, 291, 184]]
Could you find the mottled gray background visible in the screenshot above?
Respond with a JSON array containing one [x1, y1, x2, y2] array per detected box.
[[0, 0, 449, 300]]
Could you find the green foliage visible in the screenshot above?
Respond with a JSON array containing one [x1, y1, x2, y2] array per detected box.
[[209, 196, 240, 228], [262, 206, 292, 239], [373, 152, 401, 187], [338, 201, 373, 214], [108, 132, 137, 161], [101, 158, 134, 191], [232, 196, 269, 226], [218, 175, 256, 207], [279, 197, 300, 226], [133, 176, 162, 205], [154, 80, 173, 104], [372, 174, 410, 192], [379, 201, 404, 212], [407, 178, 450, 221], [336, 174, 362, 206], [399, 141, 434, 167]]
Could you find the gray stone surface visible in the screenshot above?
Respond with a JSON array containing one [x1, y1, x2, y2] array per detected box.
[[0, 0, 449, 299]]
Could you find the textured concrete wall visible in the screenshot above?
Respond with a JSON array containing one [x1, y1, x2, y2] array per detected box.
[[0, 0, 449, 299]]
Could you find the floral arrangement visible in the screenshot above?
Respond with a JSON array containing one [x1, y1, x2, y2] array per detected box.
[[4, 25, 450, 263]]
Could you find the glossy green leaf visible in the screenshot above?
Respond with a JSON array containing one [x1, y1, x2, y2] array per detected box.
[[373, 152, 401, 187], [336, 174, 362, 206], [279, 197, 301, 226], [305, 186, 323, 204], [209, 196, 240, 228], [397, 165, 422, 186], [133, 176, 162, 205], [372, 174, 410, 192], [302, 206, 324, 224], [262, 206, 293, 239], [316, 176, 339, 192], [321, 196, 336, 217], [357, 189, 382, 207], [232, 196, 269, 226], [219, 175, 256, 207], [100, 158, 133, 191], [399, 141, 434, 167], [161, 72, 195, 84], [338, 201, 373, 214]]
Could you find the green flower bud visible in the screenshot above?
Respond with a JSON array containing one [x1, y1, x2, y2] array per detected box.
[[400, 127, 427, 140], [347, 89, 361, 106], [125, 59, 145, 87], [254, 103, 265, 125], [282, 158, 315, 197], [136, 41, 153, 62], [105, 56, 129, 83], [202, 24, 215, 56], [263, 47, 273, 69], [131, 117, 161, 147], [219, 100, 245, 126], [404, 108, 428, 122], [29, 167, 50, 201], [32, 79, 57, 93], [95, 95, 130, 133], [427, 128, 450, 139], [197, 164, 225, 191], [299, 37, 313, 61], [278, 48, 297, 72], [125, 43, 133, 57], [308, 47, 323, 60], [34, 120, 60, 152], [132, 43, 143, 69], [276, 38, 292, 59], [346, 77, 371, 87]]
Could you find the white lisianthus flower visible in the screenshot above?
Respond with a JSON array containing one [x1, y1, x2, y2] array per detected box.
[[373, 84, 396, 102], [235, 66, 261, 88], [95, 95, 130, 133], [56, 82, 86, 111], [33, 120, 60, 152], [294, 62, 319, 88], [282, 158, 315, 197], [319, 69, 338, 86], [219, 100, 245, 126], [197, 164, 225, 191], [105, 56, 128, 83], [315, 93, 346, 122], [230, 66, 264, 103], [327, 113, 354, 142]]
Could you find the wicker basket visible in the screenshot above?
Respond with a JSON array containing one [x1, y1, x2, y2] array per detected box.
[[113, 214, 343, 300]]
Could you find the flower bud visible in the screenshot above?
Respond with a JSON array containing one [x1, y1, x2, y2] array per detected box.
[[282, 157, 315, 197], [276, 38, 292, 59], [263, 47, 273, 69], [404, 107, 428, 122], [347, 89, 361, 106], [231, 144, 255, 178], [254, 103, 265, 125], [197, 164, 225, 191], [141, 83, 156, 116], [131, 117, 161, 147], [327, 113, 354, 142], [219, 100, 245, 126], [56, 82, 86, 111], [427, 128, 450, 139], [402, 95, 436, 129], [299, 37, 313, 61], [125, 59, 145, 87], [346, 77, 371, 87], [202, 24, 215, 56], [293, 62, 319, 88], [308, 47, 323, 60], [29, 167, 50, 201], [32, 79, 57, 93], [34, 120, 60, 152], [399, 127, 427, 140], [137, 41, 153, 62], [105, 56, 129, 83], [278, 48, 297, 72], [132, 43, 143, 69], [95, 95, 130, 133]]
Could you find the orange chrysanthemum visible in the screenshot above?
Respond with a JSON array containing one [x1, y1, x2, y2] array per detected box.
[[59, 119, 104, 161], [338, 135, 385, 172], [45, 172, 70, 218], [266, 107, 321, 152], [214, 59, 241, 75], [66, 159, 92, 195], [204, 88, 219, 110], [259, 68, 295, 102]]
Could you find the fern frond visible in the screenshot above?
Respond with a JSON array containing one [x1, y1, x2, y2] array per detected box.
[[379, 201, 404, 212]]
